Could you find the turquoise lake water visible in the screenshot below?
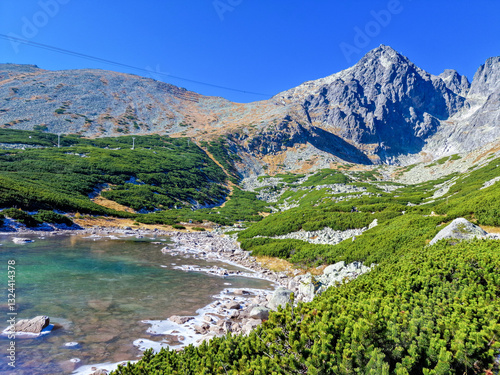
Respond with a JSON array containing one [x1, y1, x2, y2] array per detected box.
[[0, 233, 273, 374]]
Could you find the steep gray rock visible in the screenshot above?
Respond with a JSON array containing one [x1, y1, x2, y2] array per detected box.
[[420, 56, 500, 160], [438, 69, 470, 96], [429, 218, 488, 245], [468, 57, 500, 98], [274, 45, 467, 162]]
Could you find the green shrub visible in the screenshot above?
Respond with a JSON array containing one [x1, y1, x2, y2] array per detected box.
[[34, 210, 73, 226], [2, 208, 41, 227], [0, 131, 229, 216], [192, 227, 206, 231], [172, 224, 186, 230]]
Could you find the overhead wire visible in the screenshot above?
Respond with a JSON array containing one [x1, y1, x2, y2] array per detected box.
[[0, 33, 271, 98]]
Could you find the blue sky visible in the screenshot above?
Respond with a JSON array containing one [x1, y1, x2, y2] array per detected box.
[[1, 0, 499, 103]]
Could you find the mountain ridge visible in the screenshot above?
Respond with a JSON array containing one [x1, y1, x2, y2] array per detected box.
[[1, 45, 499, 175]]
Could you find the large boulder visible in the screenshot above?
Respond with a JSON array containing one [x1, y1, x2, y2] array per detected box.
[[268, 288, 293, 311], [429, 218, 488, 245], [11, 316, 50, 334], [298, 274, 321, 302], [248, 306, 270, 320], [322, 261, 346, 276]]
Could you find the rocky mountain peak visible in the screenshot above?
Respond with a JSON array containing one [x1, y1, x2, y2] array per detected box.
[[357, 44, 410, 69], [270, 46, 467, 162], [468, 56, 500, 98], [438, 69, 470, 96]]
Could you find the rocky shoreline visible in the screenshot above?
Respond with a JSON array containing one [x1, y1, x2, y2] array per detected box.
[[0, 224, 172, 237], [141, 231, 374, 346]]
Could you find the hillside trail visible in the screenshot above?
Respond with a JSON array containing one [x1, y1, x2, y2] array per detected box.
[[194, 140, 236, 208]]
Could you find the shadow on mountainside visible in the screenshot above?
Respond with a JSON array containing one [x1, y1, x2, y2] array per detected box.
[[307, 126, 373, 165]]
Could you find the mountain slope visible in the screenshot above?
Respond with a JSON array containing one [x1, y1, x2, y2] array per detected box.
[[420, 56, 500, 159], [272, 45, 467, 163], [1, 46, 499, 174]]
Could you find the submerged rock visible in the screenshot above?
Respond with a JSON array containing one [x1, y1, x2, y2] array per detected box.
[[429, 218, 488, 245], [12, 238, 34, 244]]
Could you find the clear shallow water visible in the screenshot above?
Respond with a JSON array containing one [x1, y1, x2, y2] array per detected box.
[[0, 233, 273, 374]]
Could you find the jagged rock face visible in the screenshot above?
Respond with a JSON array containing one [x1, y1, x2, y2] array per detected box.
[[468, 57, 500, 98], [275, 46, 467, 161], [421, 56, 500, 160], [438, 69, 470, 96]]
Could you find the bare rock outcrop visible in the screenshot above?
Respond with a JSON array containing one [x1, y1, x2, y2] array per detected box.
[[429, 218, 488, 245]]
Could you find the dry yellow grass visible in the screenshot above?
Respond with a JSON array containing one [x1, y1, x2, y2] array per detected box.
[[74, 216, 213, 233], [479, 225, 500, 234], [473, 141, 500, 163], [91, 195, 136, 213], [194, 140, 235, 208], [255, 256, 327, 276], [255, 256, 295, 274]]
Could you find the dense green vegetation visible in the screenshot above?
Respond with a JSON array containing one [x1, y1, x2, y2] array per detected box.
[[0, 128, 78, 147], [202, 138, 242, 183], [428, 159, 500, 226], [109, 155, 500, 374], [113, 240, 500, 374], [2, 208, 41, 227], [237, 159, 500, 267], [0, 208, 73, 227], [34, 210, 74, 226], [0, 130, 274, 227], [136, 188, 270, 226], [301, 169, 351, 186], [0, 131, 228, 215], [241, 215, 440, 266], [238, 208, 379, 239]]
